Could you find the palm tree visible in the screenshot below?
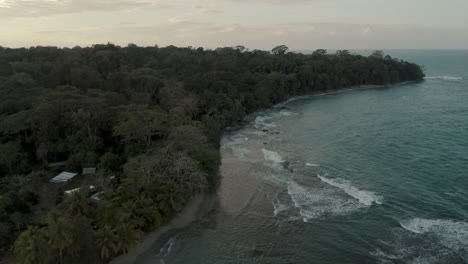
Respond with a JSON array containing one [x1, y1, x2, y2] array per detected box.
[[14, 226, 50, 264], [156, 182, 187, 216], [95, 226, 118, 260], [115, 222, 143, 254], [135, 196, 162, 229], [61, 191, 90, 217], [45, 212, 73, 264]]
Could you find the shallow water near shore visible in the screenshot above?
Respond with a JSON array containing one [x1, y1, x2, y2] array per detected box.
[[139, 50, 468, 264]]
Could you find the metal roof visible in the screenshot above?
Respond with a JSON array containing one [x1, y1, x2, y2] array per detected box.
[[50, 172, 78, 183], [90, 191, 105, 202]]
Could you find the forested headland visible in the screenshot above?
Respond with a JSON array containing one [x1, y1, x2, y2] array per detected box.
[[0, 44, 424, 263]]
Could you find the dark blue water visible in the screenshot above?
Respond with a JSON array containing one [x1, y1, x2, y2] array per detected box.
[[144, 51, 468, 264]]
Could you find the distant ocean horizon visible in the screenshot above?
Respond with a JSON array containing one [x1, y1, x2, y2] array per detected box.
[[141, 50, 468, 264]]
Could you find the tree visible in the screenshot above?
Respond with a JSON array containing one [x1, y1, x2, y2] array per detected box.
[[233, 45, 247, 52], [98, 152, 122, 172], [95, 226, 118, 260], [59, 192, 92, 217], [336, 50, 351, 56], [0, 141, 27, 175], [113, 105, 168, 153], [14, 226, 51, 264], [155, 181, 189, 216], [45, 211, 74, 264], [370, 50, 384, 59], [312, 49, 327, 56], [114, 222, 143, 254], [271, 45, 289, 55]]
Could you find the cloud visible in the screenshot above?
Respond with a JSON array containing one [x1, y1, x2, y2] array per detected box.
[[0, 0, 324, 20], [0, 0, 178, 18], [223, 0, 324, 5], [361, 25, 372, 36], [22, 21, 468, 50], [218, 0, 330, 5]]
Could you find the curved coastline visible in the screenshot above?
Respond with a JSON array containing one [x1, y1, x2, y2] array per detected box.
[[109, 81, 418, 263]]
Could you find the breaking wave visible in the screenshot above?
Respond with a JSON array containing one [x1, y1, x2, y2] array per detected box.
[[425, 76, 463, 81], [287, 180, 364, 222], [317, 175, 383, 206], [254, 115, 277, 129], [261, 149, 284, 164], [400, 218, 468, 250]]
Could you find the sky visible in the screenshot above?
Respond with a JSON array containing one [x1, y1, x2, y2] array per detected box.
[[0, 0, 467, 50]]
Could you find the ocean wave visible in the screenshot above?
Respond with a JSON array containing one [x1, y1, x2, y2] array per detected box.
[[274, 95, 309, 108], [287, 181, 363, 222], [317, 175, 383, 206], [221, 134, 248, 148], [400, 218, 468, 250], [261, 148, 284, 164], [279, 110, 297, 116], [158, 237, 177, 258], [425, 76, 464, 81], [254, 115, 278, 130], [372, 218, 468, 263], [371, 247, 452, 264], [272, 198, 289, 217], [305, 162, 320, 167]]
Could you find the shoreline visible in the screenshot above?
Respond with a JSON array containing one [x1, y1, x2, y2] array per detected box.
[[110, 193, 217, 264], [275, 81, 417, 108], [109, 80, 417, 263]]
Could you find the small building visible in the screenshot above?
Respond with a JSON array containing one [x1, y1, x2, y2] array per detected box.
[[82, 167, 97, 175], [65, 186, 97, 196], [50, 172, 78, 183], [47, 161, 68, 168], [90, 191, 105, 202]]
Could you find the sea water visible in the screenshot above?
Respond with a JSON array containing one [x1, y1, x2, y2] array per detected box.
[[143, 50, 468, 264]]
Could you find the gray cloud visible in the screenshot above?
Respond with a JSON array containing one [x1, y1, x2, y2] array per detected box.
[[0, 0, 324, 20], [222, 0, 326, 5], [24, 21, 468, 50], [0, 0, 179, 18]]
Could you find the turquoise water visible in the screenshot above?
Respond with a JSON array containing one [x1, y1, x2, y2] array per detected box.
[[143, 51, 468, 264]]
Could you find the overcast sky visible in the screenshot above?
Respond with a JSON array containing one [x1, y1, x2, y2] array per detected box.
[[0, 0, 467, 50]]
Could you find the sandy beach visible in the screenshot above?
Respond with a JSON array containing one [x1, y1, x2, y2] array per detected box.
[[110, 193, 217, 264]]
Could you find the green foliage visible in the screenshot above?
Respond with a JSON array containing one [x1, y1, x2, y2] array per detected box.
[[271, 45, 289, 56], [95, 226, 118, 260], [98, 152, 122, 172], [14, 226, 51, 264], [44, 211, 74, 264], [114, 222, 143, 254], [0, 44, 424, 261]]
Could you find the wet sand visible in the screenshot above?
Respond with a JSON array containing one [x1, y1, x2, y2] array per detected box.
[[110, 193, 217, 264]]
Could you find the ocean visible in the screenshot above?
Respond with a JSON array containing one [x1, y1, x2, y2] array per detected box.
[[144, 50, 468, 264]]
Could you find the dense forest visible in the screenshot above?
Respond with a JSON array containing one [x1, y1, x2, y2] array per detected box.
[[0, 44, 424, 263]]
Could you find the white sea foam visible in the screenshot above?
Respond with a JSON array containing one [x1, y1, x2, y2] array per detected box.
[[306, 163, 320, 167], [287, 181, 363, 222], [261, 149, 284, 164], [373, 218, 468, 263], [279, 110, 296, 116], [274, 95, 309, 108], [425, 76, 464, 81], [221, 135, 246, 148], [158, 238, 177, 258], [400, 218, 468, 250], [272, 198, 289, 217], [254, 116, 277, 129], [317, 175, 383, 206]]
